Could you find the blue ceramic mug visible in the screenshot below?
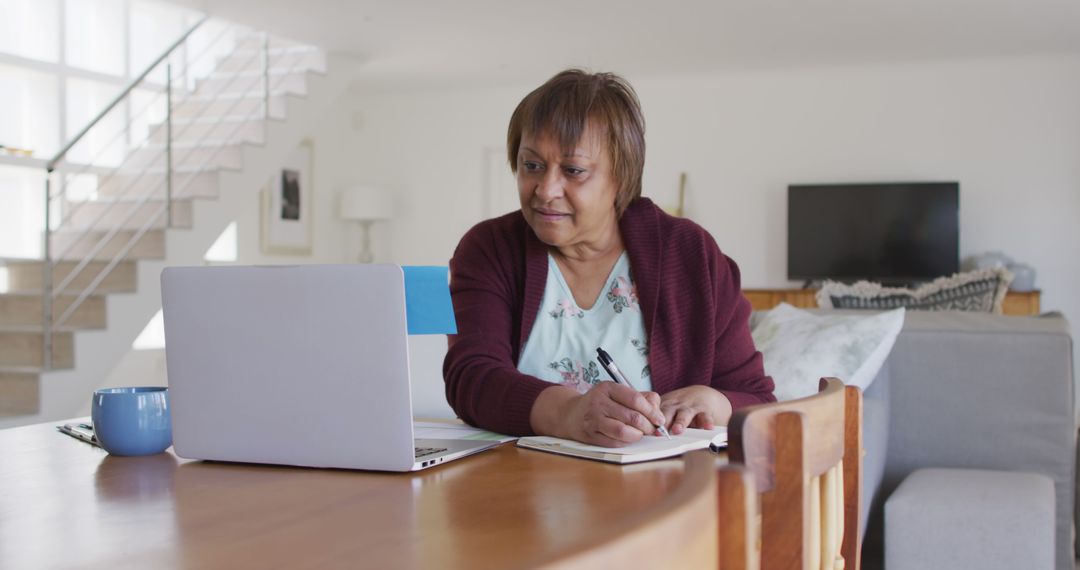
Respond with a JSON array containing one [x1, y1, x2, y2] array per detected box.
[[91, 387, 172, 456]]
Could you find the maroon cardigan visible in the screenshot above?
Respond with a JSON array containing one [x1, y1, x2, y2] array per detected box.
[[443, 198, 776, 436]]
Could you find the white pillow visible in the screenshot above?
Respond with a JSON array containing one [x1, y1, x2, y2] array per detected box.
[[751, 303, 905, 401]]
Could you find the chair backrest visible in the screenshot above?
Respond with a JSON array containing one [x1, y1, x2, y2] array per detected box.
[[728, 377, 863, 570]]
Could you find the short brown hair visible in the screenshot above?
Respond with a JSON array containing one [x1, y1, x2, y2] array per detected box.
[[507, 69, 646, 216]]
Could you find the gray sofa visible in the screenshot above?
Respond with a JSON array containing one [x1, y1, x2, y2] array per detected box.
[[862, 311, 1074, 570], [754, 309, 1076, 570]]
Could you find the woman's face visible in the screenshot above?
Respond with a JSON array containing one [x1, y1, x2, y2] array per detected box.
[[516, 125, 620, 250]]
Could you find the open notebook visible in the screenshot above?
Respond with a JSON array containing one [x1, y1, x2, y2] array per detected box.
[[517, 427, 727, 464]]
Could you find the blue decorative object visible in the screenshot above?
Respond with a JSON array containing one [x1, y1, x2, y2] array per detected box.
[[1007, 262, 1037, 292], [402, 266, 458, 335], [91, 387, 172, 456]]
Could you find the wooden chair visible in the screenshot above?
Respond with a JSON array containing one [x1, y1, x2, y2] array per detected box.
[[728, 377, 863, 570]]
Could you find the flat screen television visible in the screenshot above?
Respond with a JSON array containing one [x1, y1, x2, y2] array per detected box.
[[787, 182, 959, 284]]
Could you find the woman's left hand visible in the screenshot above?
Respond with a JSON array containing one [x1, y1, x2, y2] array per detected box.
[[659, 386, 733, 435]]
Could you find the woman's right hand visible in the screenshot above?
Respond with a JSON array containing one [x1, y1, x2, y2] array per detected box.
[[530, 382, 666, 447]]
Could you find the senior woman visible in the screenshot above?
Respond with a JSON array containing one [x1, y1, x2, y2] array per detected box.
[[444, 69, 775, 447]]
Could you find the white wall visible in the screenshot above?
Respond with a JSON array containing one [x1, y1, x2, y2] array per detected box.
[[225, 98, 460, 418], [343, 56, 1080, 293], [106, 54, 1080, 420], [101, 96, 360, 387], [102, 89, 457, 417], [334, 54, 1080, 415]]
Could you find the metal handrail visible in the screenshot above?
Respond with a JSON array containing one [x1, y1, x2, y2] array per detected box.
[[51, 21, 238, 219], [50, 44, 271, 299], [49, 45, 267, 267], [45, 16, 208, 172], [42, 16, 208, 369], [40, 20, 318, 369], [47, 23, 256, 273], [54, 53, 310, 326]]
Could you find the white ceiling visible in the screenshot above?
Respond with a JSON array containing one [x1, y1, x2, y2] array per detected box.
[[168, 0, 1080, 88]]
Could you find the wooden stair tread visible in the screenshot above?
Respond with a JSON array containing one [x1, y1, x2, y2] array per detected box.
[[0, 257, 137, 264], [0, 292, 105, 299], [0, 289, 132, 295], [0, 41, 320, 418], [0, 366, 45, 374], [0, 325, 85, 333]]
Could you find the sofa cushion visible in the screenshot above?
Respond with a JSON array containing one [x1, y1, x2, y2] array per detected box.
[[750, 303, 904, 400], [816, 267, 1013, 313], [886, 468, 1055, 570]]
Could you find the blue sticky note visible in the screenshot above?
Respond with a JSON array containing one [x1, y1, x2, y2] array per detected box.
[[403, 266, 458, 335]]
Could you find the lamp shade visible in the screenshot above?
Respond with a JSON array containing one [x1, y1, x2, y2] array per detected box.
[[339, 186, 394, 221]]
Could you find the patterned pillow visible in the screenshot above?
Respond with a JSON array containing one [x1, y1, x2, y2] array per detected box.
[[815, 267, 1013, 313], [751, 303, 905, 400]]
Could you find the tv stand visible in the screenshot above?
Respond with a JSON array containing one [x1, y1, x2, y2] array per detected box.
[[742, 288, 1041, 316]]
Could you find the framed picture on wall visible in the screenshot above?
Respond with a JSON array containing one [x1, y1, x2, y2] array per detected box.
[[261, 139, 314, 255]]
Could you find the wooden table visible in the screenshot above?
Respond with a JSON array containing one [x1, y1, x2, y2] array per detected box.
[[0, 420, 721, 569]]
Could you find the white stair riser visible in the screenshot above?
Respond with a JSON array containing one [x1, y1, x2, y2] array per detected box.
[[126, 145, 243, 171], [97, 171, 218, 199], [214, 50, 326, 74], [0, 295, 106, 329], [0, 332, 73, 369], [148, 120, 265, 144], [2, 261, 137, 294], [0, 47, 345, 426], [197, 72, 308, 98], [172, 94, 287, 120], [233, 36, 306, 52], [50, 230, 165, 261], [62, 199, 194, 230]]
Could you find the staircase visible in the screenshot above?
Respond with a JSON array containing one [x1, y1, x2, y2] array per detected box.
[[0, 21, 353, 426]]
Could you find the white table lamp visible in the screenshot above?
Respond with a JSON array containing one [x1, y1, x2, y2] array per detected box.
[[339, 186, 394, 263]]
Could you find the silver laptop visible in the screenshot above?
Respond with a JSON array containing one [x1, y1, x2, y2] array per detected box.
[[160, 264, 499, 472]]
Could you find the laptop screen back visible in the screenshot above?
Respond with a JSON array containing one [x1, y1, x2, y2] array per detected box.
[[162, 264, 416, 471]]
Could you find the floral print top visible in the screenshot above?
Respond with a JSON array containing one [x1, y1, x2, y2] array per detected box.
[[517, 252, 651, 394]]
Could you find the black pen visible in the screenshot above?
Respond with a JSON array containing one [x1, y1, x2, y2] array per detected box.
[[596, 347, 672, 439]]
